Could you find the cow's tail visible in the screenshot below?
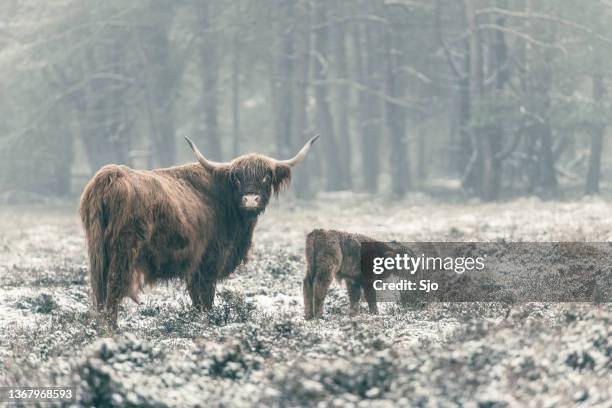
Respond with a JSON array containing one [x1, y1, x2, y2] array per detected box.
[[79, 172, 113, 312]]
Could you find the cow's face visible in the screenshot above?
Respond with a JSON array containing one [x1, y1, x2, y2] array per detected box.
[[228, 156, 291, 214], [184, 135, 318, 215]]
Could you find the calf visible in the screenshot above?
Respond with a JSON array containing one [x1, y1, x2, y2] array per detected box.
[[303, 229, 410, 319]]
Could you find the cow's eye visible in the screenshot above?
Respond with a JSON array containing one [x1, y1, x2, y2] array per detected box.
[[235, 179, 241, 187]]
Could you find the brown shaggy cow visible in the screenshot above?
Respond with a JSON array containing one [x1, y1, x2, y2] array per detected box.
[[303, 229, 410, 319], [80, 135, 318, 326]]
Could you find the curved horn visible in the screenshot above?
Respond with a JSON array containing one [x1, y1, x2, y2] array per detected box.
[[184, 136, 227, 171], [279, 134, 320, 168]]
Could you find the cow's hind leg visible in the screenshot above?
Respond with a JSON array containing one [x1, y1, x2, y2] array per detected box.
[[105, 236, 139, 328], [347, 281, 361, 317]]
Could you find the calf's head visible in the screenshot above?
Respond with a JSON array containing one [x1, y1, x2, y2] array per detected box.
[[185, 135, 319, 214]]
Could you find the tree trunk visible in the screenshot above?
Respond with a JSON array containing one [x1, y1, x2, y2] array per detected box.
[[200, 1, 222, 160], [437, 0, 471, 177], [80, 45, 130, 170], [232, 23, 241, 157], [524, 0, 557, 197], [586, 73, 606, 195], [533, 89, 557, 196], [44, 66, 76, 195], [352, 1, 382, 193], [153, 105, 176, 167], [417, 128, 426, 185], [291, 0, 313, 198], [464, 0, 497, 201], [384, 18, 409, 196], [313, 0, 344, 191], [147, 16, 177, 168], [486, 9, 508, 200], [52, 109, 74, 195], [457, 72, 472, 175], [274, 0, 295, 159], [537, 123, 558, 196], [463, 0, 484, 198], [332, 0, 352, 189]]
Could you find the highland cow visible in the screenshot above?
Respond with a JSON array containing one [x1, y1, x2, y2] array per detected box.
[[80, 135, 318, 326], [303, 229, 411, 319]]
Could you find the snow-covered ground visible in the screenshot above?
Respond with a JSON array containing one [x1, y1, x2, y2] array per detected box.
[[1, 194, 611, 407]]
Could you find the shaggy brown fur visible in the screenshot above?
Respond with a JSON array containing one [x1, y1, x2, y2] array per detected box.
[[80, 138, 315, 326], [303, 229, 408, 319]]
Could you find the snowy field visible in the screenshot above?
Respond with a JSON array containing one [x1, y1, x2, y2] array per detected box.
[[1, 193, 611, 407]]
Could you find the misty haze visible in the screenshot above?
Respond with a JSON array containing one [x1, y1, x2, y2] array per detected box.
[[1, 1, 611, 407]]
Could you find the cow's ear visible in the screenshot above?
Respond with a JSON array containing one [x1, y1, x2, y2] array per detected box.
[[273, 164, 292, 195]]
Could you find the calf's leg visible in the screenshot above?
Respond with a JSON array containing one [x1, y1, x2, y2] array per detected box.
[[347, 281, 361, 317], [303, 276, 315, 320], [312, 269, 334, 319], [363, 284, 379, 315]]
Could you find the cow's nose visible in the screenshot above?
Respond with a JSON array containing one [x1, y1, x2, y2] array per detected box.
[[242, 194, 261, 208]]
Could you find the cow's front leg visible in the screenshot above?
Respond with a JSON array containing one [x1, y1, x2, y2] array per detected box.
[[188, 270, 217, 311], [200, 278, 216, 310]]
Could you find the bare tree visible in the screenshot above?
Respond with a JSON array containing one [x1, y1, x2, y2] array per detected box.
[[585, 72, 606, 194], [352, 0, 383, 193], [199, 1, 222, 160], [274, 0, 295, 160], [384, 3, 410, 196], [332, 0, 353, 190], [313, 0, 346, 191], [291, 0, 315, 198]]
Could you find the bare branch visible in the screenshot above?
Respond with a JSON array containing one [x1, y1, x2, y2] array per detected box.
[[309, 14, 389, 31], [477, 7, 612, 45], [434, 0, 466, 80], [479, 24, 566, 52], [496, 114, 526, 161], [307, 77, 424, 113]]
